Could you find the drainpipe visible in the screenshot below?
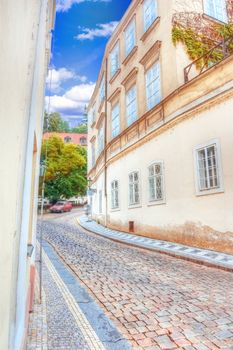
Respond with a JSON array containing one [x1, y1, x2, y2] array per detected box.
[[104, 57, 108, 227]]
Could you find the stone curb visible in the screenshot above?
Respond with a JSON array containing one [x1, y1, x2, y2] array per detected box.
[[77, 216, 233, 273]]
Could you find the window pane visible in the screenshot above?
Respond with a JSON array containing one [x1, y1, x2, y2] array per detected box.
[[146, 62, 161, 110], [125, 20, 135, 57], [126, 85, 137, 126], [204, 0, 227, 22], [197, 144, 219, 190], [110, 44, 119, 77], [144, 0, 157, 31]]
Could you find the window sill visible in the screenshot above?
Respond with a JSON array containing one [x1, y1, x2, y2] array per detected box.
[[122, 46, 138, 66], [195, 187, 224, 197], [98, 99, 105, 113], [147, 200, 166, 207], [110, 207, 121, 212], [141, 16, 160, 42], [128, 204, 142, 209], [202, 13, 228, 25], [109, 69, 121, 84]]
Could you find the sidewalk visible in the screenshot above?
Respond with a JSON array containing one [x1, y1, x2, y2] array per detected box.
[[78, 216, 233, 272]]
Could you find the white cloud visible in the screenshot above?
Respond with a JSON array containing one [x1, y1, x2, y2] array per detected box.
[[46, 68, 87, 93], [75, 21, 118, 41], [45, 82, 95, 116], [56, 0, 111, 12]]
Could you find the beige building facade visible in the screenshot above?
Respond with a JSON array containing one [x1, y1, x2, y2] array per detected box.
[[0, 1, 55, 349], [88, 0, 233, 254]]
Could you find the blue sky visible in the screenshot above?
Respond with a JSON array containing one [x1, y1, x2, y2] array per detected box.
[[46, 0, 131, 125]]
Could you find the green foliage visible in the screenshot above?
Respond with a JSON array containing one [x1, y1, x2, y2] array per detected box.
[[70, 124, 87, 134], [172, 22, 233, 69], [44, 112, 70, 132], [40, 136, 87, 201]]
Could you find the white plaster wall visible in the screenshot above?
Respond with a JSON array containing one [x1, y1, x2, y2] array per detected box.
[[106, 97, 233, 233]]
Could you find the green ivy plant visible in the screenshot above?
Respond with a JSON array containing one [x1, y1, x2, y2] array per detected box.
[[172, 22, 233, 68]]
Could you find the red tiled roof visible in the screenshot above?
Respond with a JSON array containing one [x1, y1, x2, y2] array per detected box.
[[43, 132, 87, 146]]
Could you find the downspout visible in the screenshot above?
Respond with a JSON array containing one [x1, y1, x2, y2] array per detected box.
[[104, 57, 108, 227]]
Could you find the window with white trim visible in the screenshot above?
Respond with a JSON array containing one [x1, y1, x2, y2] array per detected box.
[[126, 85, 137, 126], [111, 103, 120, 138], [195, 142, 222, 192], [99, 74, 105, 102], [99, 190, 103, 214], [111, 180, 119, 209], [91, 142, 96, 167], [144, 0, 158, 32], [125, 19, 136, 57], [129, 171, 140, 205], [146, 61, 161, 110], [148, 162, 164, 202], [110, 43, 120, 77], [204, 0, 227, 22], [97, 125, 104, 155]]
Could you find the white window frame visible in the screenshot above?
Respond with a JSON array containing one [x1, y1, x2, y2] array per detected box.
[[97, 125, 104, 155], [99, 189, 103, 214], [111, 103, 120, 138], [203, 0, 227, 23], [91, 141, 96, 167], [128, 171, 141, 207], [143, 0, 158, 32], [110, 43, 120, 78], [111, 180, 120, 210], [99, 74, 105, 103], [125, 19, 136, 57], [126, 85, 137, 127], [145, 61, 161, 111], [148, 161, 166, 205], [194, 139, 224, 196]]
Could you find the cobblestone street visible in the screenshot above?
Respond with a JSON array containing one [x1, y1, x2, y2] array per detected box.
[[28, 211, 233, 349]]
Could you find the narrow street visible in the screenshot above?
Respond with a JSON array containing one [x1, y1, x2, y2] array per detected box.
[[27, 210, 233, 350]]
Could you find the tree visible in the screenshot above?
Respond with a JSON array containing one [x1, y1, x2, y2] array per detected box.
[[40, 136, 87, 201], [44, 112, 70, 132], [70, 124, 87, 134]]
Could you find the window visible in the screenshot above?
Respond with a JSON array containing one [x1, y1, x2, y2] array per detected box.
[[144, 0, 158, 32], [110, 43, 120, 77], [125, 19, 136, 57], [129, 171, 140, 206], [80, 137, 87, 145], [148, 162, 164, 202], [111, 104, 120, 138], [204, 0, 227, 22], [146, 61, 161, 110], [91, 142, 95, 167], [111, 180, 119, 209], [99, 190, 103, 214], [195, 141, 223, 194], [98, 125, 104, 155], [99, 74, 105, 103], [126, 85, 137, 126], [64, 136, 72, 143]]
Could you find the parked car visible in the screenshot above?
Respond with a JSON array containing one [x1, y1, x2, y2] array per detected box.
[[50, 201, 72, 213]]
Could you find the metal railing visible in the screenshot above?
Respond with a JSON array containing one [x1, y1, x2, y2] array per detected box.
[[184, 35, 233, 83]]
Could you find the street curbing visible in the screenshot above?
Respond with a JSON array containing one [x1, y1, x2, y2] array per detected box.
[[77, 216, 233, 273]]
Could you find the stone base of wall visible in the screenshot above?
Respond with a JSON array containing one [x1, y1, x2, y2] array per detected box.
[[107, 219, 233, 255]]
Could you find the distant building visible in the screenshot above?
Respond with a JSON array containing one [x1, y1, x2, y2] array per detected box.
[[43, 132, 87, 146], [88, 0, 233, 254], [0, 1, 55, 349]]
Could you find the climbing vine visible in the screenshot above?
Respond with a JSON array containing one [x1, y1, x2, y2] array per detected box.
[[172, 19, 233, 67]]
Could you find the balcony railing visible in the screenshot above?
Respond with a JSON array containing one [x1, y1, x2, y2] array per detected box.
[[184, 35, 233, 83]]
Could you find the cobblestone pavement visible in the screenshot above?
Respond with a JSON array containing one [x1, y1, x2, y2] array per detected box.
[[39, 211, 233, 350]]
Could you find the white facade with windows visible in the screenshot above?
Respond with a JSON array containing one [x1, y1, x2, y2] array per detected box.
[[88, 0, 233, 253]]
